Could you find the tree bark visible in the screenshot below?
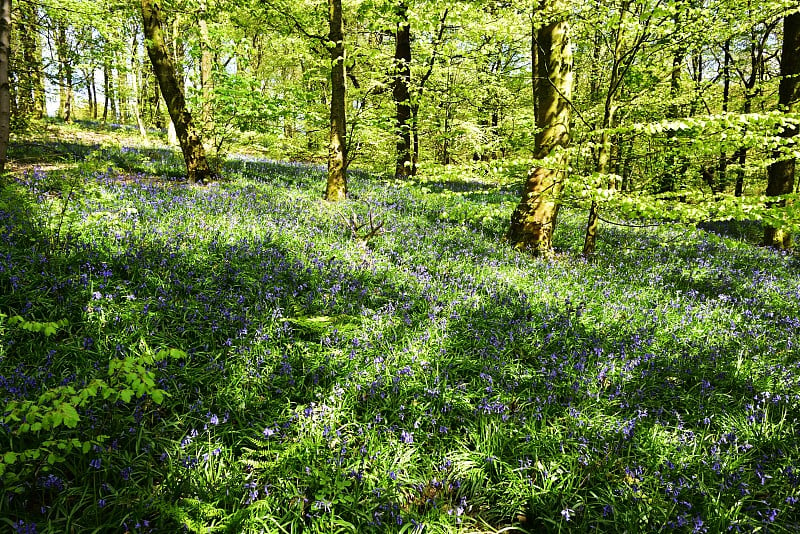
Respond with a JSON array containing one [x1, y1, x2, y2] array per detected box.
[[325, 0, 347, 201], [102, 58, 112, 123], [0, 0, 10, 178], [507, 0, 573, 257], [764, 12, 799, 248], [393, 1, 412, 178], [141, 0, 213, 184]]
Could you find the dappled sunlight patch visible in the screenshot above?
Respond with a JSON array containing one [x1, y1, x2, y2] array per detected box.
[[1, 153, 799, 532]]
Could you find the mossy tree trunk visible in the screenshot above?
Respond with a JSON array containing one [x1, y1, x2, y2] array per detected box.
[[764, 12, 799, 249], [325, 0, 347, 201], [141, 0, 214, 184], [507, 0, 573, 257]]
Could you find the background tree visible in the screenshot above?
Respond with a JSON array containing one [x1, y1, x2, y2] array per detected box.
[[507, 0, 574, 257], [0, 0, 9, 178], [141, 0, 214, 184], [763, 10, 799, 248], [393, 1, 412, 178], [325, 0, 347, 201]]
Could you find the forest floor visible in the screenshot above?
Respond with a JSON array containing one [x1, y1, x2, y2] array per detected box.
[[1, 121, 799, 533]]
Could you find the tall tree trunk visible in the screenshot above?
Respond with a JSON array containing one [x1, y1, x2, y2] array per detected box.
[[18, 2, 43, 119], [87, 69, 96, 120], [660, 40, 684, 194], [325, 0, 347, 201], [0, 0, 10, 178], [507, 0, 573, 257], [764, 12, 799, 248], [16, 2, 34, 119], [131, 34, 147, 138], [32, 17, 45, 120], [198, 0, 213, 136], [141, 0, 213, 184], [56, 22, 73, 122], [410, 8, 448, 172], [393, 1, 412, 178], [732, 91, 752, 197], [115, 52, 128, 122], [583, 2, 627, 257], [716, 38, 731, 193], [103, 55, 112, 123]]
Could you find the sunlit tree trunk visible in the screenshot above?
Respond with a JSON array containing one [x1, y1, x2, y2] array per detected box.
[[507, 0, 573, 257], [131, 34, 147, 138], [325, 0, 347, 201], [583, 2, 629, 257], [141, 0, 213, 184], [0, 0, 10, 178], [764, 12, 799, 249], [393, 1, 412, 178]]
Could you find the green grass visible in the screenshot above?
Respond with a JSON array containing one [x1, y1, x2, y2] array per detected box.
[[1, 128, 799, 533]]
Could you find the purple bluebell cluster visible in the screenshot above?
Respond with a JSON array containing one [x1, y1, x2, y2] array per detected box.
[[1, 159, 799, 531]]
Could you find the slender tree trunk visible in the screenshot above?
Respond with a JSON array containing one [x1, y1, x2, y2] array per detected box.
[[141, 0, 213, 184], [409, 8, 447, 172], [764, 12, 799, 248], [0, 0, 11, 177], [412, 103, 420, 173], [583, 4, 626, 257], [716, 38, 731, 193], [16, 2, 35, 119], [198, 0, 213, 136], [87, 69, 96, 120], [30, 13, 45, 119], [660, 40, 684, 194], [325, 0, 347, 201], [55, 22, 73, 122], [131, 34, 147, 138], [507, 0, 573, 257], [115, 53, 128, 122], [18, 2, 43, 119], [393, 1, 412, 178], [103, 55, 112, 123]]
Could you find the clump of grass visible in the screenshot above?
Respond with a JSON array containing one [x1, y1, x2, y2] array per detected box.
[[1, 137, 799, 533]]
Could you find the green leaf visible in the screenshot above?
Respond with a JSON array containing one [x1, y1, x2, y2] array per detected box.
[[151, 389, 165, 405], [119, 389, 134, 403], [61, 404, 80, 428], [3, 451, 17, 465]]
